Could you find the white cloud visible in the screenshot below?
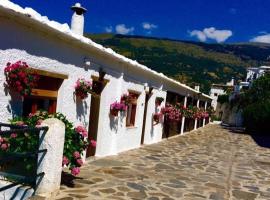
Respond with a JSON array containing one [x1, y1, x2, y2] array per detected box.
[[190, 30, 207, 42], [190, 27, 233, 43], [250, 34, 270, 43], [115, 24, 134, 35], [105, 26, 113, 33], [142, 22, 157, 30]]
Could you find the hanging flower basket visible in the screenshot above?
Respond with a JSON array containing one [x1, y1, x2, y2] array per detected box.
[[74, 78, 92, 100], [155, 97, 164, 106], [4, 61, 39, 96], [110, 101, 127, 117]]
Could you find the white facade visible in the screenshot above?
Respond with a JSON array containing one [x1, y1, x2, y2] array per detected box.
[[209, 86, 226, 110], [0, 1, 212, 157]]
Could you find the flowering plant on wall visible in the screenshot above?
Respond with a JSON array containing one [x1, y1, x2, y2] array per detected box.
[[8, 111, 96, 176], [4, 61, 39, 96], [181, 105, 195, 119], [74, 78, 92, 100], [161, 103, 182, 122], [110, 101, 127, 116]]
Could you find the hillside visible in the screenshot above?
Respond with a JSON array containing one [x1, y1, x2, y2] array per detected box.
[[86, 34, 270, 93]]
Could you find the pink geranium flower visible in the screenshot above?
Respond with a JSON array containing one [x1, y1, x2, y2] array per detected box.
[[71, 167, 80, 176], [1, 143, 9, 151], [62, 156, 69, 166], [10, 133, 17, 138], [75, 125, 88, 137], [76, 159, 83, 166], [73, 151, 81, 159], [90, 140, 97, 147]]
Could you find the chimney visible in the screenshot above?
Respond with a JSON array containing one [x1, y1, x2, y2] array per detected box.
[[195, 85, 200, 92], [71, 3, 87, 35]]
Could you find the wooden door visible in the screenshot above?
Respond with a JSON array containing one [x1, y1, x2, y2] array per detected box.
[[86, 94, 101, 157], [86, 77, 108, 157], [141, 93, 150, 144]]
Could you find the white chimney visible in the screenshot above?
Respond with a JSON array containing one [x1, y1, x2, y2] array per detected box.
[[195, 85, 200, 91], [71, 3, 87, 36]]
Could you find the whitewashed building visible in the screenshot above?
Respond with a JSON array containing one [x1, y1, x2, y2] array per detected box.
[[0, 1, 212, 157], [209, 78, 234, 110]]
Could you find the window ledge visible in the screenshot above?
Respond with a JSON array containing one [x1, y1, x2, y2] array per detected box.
[[126, 126, 138, 130]]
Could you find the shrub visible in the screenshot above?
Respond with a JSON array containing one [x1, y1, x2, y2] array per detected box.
[[241, 74, 270, 133], [217, 94, 229, 104], [243, 100, 270, 134], [9, 111, 95, 176]]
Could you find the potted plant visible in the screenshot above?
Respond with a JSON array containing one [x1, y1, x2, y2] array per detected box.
[[4, 61, 39, 96], [110, 101, 127, 117], [74, 78, 92, 100], [155, 97, 164, 106]]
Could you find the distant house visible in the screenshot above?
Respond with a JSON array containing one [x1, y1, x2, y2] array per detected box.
[[0, 1, 212, 157], [209, 78, 234, 110], [237, 66, 270, 91]]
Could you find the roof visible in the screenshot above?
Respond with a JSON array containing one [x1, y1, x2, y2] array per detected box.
[[211, 84, 234, 89], [0, 0, 212, 100]]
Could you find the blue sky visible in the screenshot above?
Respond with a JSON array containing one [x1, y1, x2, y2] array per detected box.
[[11, 0, 270, 43]]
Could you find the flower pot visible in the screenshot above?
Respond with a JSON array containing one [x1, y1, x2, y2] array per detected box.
[[110, 109, 119, 117]]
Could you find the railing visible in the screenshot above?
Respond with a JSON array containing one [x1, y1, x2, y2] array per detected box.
[[0, 122, 48, 192]]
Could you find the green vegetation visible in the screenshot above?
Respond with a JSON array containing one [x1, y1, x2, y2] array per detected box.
[[217, 94, 229, 104], [86, 33, 270, 93], [240, 74, 270, 133]]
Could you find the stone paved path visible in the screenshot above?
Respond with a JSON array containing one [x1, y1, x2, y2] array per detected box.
[[55, 124, 270, 200]]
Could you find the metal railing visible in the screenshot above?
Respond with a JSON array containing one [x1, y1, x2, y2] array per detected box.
[[0, 122, 48, 192]]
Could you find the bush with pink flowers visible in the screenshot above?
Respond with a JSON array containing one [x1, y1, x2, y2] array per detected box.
[[74, 78, 92, 100], [4, 61, 39, 96], [9, 111, 96, 176], [161, 103, 182, 122]]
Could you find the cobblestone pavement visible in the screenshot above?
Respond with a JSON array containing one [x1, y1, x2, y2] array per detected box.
[[55, 124, 270, 200]]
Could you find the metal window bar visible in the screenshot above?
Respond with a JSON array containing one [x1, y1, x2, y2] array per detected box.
[[0, 123, 48, 190]]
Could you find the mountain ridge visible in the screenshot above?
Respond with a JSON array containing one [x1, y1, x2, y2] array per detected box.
[[86, 33, 270, 93]]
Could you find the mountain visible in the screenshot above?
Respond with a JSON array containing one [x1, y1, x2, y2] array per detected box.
[[86, 34, 270, 93]]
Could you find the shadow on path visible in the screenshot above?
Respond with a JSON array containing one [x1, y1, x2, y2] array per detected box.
[[221, 125, 270, 149]]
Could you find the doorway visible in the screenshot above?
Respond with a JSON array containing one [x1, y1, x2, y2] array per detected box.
[[86, 76, 108, 157]]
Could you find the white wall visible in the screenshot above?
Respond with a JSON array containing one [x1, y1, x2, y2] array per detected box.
[[0, 16, 170, 157], [209, 87, 225, 110], [143, 89, 167, 145]]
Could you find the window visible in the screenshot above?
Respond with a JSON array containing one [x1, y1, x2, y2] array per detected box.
[[22, 75, 63, 117], [214, 93, 218, 96], [126, 92, 139, 127]]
